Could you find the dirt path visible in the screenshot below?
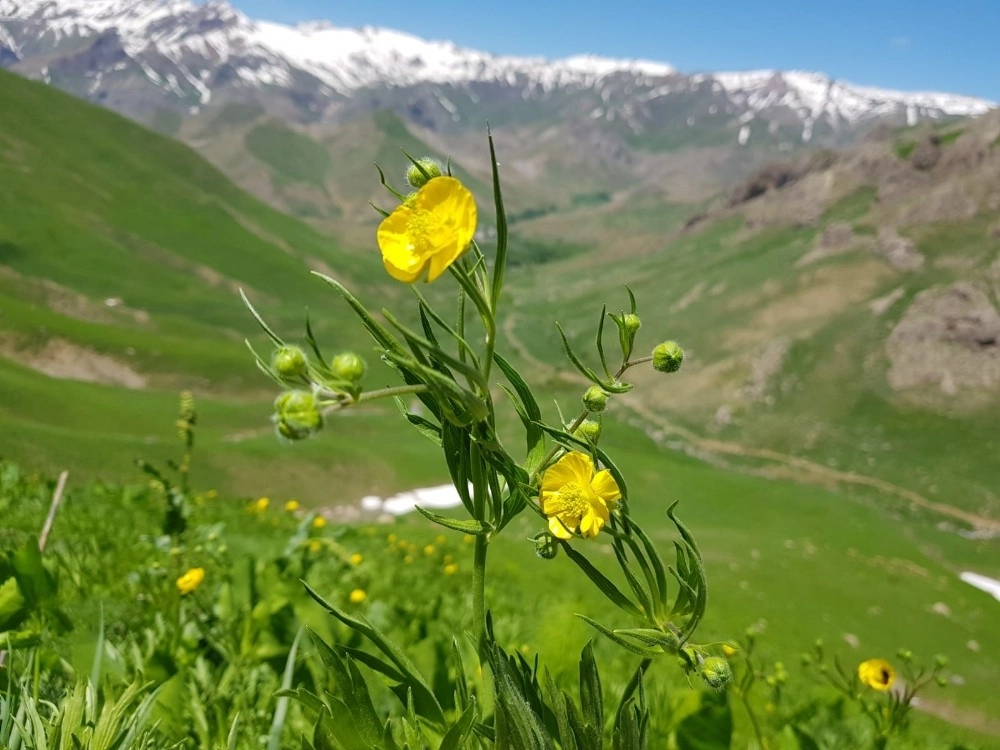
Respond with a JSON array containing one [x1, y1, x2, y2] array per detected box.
[[501, 313, 1000, 533]]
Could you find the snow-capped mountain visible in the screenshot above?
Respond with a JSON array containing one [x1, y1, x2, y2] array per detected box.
[[0, 0, 993, 144]]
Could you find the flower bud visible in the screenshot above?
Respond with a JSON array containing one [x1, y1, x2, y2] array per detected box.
[[272, 345, 308, 379], [699, 656, 733, 689], [406, 157, 443, 189], [896, 648, 913, 663], [623, 313, 642, 336], [582, 386, 609, 413], [273, 390, 323, 441], [532, 532, 559, 560], [652, 341, 684, 373], [330, 352, 366, 382], [934, 654, 948, 668], [574, 418, 601, 443]]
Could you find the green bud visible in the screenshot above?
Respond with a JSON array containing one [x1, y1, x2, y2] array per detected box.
[[623, 313, 642, 336], [933, 654, 948, 668], [896, 648, 913, 663], [574, 418, 602, 443], [532, 532, 559, 560], [273, 390, 323, 441], [406, 157, 443, 189], [700, 656, 733, 690], [330, 352, 366, 382], [272, 345, 308, 379], [582, 386, 609, 413], [935, 675, 948, 688], [652, 341, 684, 373]]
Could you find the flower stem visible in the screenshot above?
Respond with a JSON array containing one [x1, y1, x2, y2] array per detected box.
[[472, 532, 489, 653]]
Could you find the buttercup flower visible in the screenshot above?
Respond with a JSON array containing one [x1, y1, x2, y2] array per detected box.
[[349, 553, 363, 565], [444, 563, 458, 575], [176, 567, 205, 596], [540, 451, 621, 539], [858, 658, 896, 691], [250, 497, 269, 514], [376, 176, 477, 283], [284, 499, 300, 512], [349, 588, 367, 603]]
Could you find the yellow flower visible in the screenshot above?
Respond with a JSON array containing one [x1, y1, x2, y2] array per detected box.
[[206, 489, 218, 499], [387, 533, 398, 544], [539, 451, 621, 539], [307, 540, 322, 553], [423, 544, 436, 556], [722, 643, 739, 657], [435, 535, 446, 546], [858, 658, 896, 691], [176, 567, 205, 595], [250, 497, 269, 514], [444, 563, 458, 575], [284, 499, 300, 512], [312, 516, 327, 529], [376, 176, 477, 283], [404, 555, 414, 564], [349, 553, 363, 566], [349, 588, 367, 604]]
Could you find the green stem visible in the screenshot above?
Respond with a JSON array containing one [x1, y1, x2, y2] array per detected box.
[[472, 533, 489, 652], [356, 384, 430, 402]]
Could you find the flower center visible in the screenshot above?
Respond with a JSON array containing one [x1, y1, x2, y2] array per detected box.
[[405, 209, 439, 255], [555, 482, 591, 517]]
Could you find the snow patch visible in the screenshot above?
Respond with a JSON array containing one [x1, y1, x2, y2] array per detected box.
[[960, 572, 1000, 602], [358, 485, 464, 516]]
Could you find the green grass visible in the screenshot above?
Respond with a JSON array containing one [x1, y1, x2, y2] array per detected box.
[[894, 140, 917, 159], [245, 121, 333, 188], [822, 186, 877, 223]]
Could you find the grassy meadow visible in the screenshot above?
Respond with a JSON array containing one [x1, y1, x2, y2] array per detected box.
[[1, 67, 999, 748]]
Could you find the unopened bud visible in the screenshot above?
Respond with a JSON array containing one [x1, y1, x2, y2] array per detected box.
[[623, 313, 642, 336], [934, 654, 948, 668], [272, 345, 308, 379], [700, 656, 733, 690], [652, 341, 684, 373], [532, 532, 559, 560], [582, 386, 609, 413], [406, 157, 443, 189], [574, 418, 601, 443], [897, 649, 913, 663], [330, 352, 366, 382], [273, 390, 323, 441]]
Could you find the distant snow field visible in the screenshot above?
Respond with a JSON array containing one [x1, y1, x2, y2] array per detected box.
[[359, 485, 463, 516], [960, 572, 1000, 602]]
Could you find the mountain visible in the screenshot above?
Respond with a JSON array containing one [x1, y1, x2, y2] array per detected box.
[[0, 0, 991, 140]]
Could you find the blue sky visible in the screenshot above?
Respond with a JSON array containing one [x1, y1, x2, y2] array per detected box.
[[233, 0, 1000, 101]]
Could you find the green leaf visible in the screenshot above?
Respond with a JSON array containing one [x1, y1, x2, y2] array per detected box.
[[575, 617, 665, 657], [556, 323, 632, 393], [487, 128, 509, 309], [439, 701, 478, 750], [558, 542, 643, 619], [239, 288, 284, 346], [675, 691, 732, 750], [303, 582, 445, 725], [792, 726, 822, 750], [595, 305, 612, 381], [493, 352, 546, 473], [413, 507, 492, 536], [393, 396, 443, 446], [312, 273, 403, 355], [268, 627, 304, 750], [578, 643, 603, 750], [374, 162, 407, 202], [0, 577, 26, 630]]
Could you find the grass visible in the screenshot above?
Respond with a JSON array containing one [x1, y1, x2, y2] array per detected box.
[[245, 121, 333, 188]]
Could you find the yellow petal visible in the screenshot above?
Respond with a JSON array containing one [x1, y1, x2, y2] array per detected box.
[[377, 207, 427, 282], [541, 451, 594, 493], [590, 470, 621, 507], [548, 515, 576, 539]]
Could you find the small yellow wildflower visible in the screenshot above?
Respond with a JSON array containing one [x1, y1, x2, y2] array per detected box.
[[284, 499, 300, 512], [376, 176, 477, 283], [423, 544, 436, 556], [176, 567, 205, 595], [444, 563, 458, 575], [250, 497, 269, 514], [404, 555, 414, 564], [722, 643, 739, 657], [463, 535, 475, 545], [539, 451, 621, 539], [312, 515, 327, 529], [206, 489, 218, 499], [435, 535, 446, 546], [387, 533, 398, 544], [308, 540, 322, 553], [858, 659, 896, 691], [349, 553, 364, 566], [349, 589, 367, 604]]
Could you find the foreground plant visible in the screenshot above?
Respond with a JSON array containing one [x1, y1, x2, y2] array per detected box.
[[245, 137, 728, 747]]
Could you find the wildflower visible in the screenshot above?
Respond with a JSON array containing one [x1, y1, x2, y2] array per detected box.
[[582, 386, 609, 413], [404, 555, 414, 564], [463, 535, 475, 545], [206, 489, 218, 499], [284, 499, 300, 512], [423, 544, 436, 556], [435, 534, 446, 546], [250, 497, 269, 514], [539, 451, 621, 539], [700, 656, 733, 689], [176, 567, 205, 595], [312, 515, 327, 529], [387, 533, 398, 544], [273, 390, 323, 441], [349, 553, 363, 566], [858, 658, 896, 691], [307, 540, 322, 554], [376, 176, 477, 283], [349, 589, 367, 604], [444, 563, 458, 575], [722, 643, 739, 657]]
